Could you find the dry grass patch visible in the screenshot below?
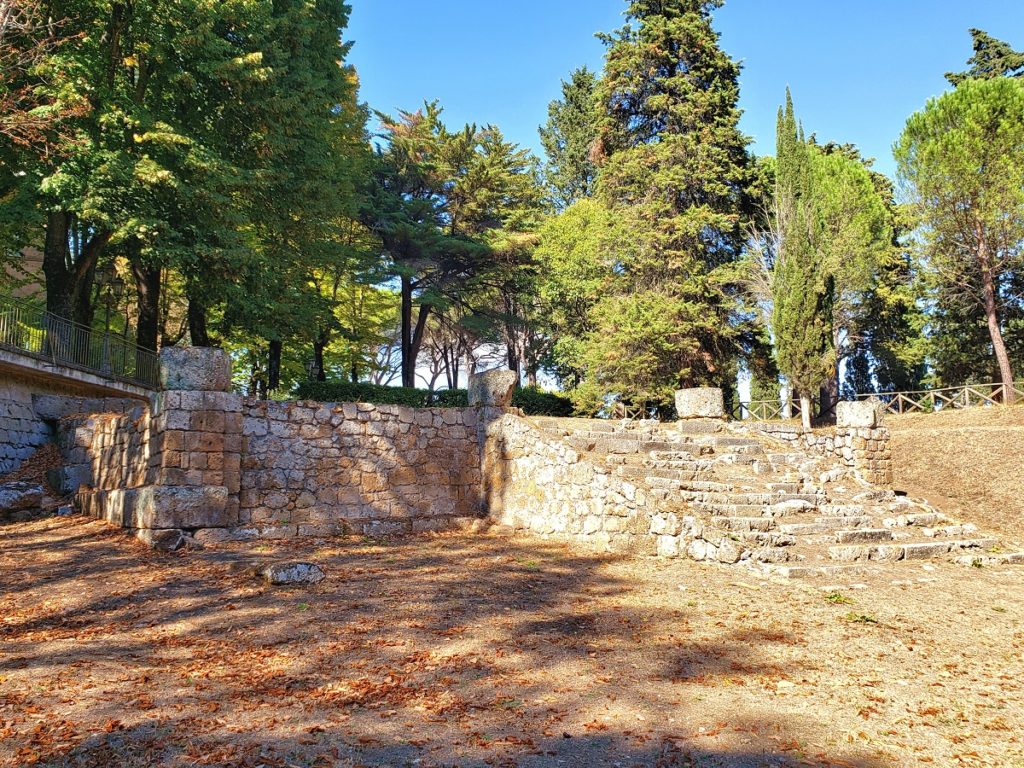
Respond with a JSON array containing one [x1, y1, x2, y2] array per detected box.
[[888, 405, 1024, 543]]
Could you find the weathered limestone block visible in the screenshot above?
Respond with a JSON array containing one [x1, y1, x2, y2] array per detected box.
[[32, 395, 140, 421], [159, 347, 232, 392], [468, 369, 518, 407], [261, 562, 326, 586], [0, 482, 44, 515], [836, 400, 882, 428], [133, 485, 233, 529], [675, 388, 725, 420]]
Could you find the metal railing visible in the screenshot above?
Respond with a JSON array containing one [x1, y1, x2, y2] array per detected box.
[[857, 382, 1024, 415], [0, 294, 159, 388]]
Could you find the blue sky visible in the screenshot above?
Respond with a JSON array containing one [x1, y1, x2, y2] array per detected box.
[[346, 0, 1024, 179]]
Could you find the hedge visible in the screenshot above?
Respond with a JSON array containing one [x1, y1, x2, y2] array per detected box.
[[293, 380, 573, 417]]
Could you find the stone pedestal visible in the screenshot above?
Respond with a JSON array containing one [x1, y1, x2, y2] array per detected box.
[[73, 347, 243, 549], [159, 346, 233, 392], [836, 398, 885, 429], [675, 388, 725, 420], [468, 369, 518, 407]]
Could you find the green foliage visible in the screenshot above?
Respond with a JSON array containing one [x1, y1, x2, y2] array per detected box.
[[771, 91, 834, 411], [296, 380, 444, 408], [365, 104, 544, 387], [511, 385, 575, 417], [896, 77, 1024, 392], [946, 28, 1024, 86], [294, 381, 573, 416], [770, 93, 896, 416], [551, 0, 754, 408], [538, 66, 599, 208]]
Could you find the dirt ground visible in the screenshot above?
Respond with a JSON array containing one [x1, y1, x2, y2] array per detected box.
[[2, 518, 1024, 768], [888, 406, 1024, 545]]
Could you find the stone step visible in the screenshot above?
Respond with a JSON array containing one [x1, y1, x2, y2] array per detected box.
[[615, 465, 698, 482], [767, 482, 803, 494], [920, 523, 978, 539], [689, 491, 819, 507], [778, 517, 874, 535], [748, 547, 804, 563], [829, 538, 998, 563], [683, 481, 735, 494], [953, 552, 1024, 567], [761, 563, 881, 580], [714, 437, 762, 449], [694, 502, 769, 517], [881, 512, 948, 528], [736, 531, 796, 547], [834, 528, 894, 544], [717, 517, 777, 532], [675, 419, 725, 435], [818, 504, 870, 517]]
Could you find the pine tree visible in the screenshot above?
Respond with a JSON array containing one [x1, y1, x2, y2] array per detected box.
[[771, 91, 833, 430], [946, 29, 1024, 86], [896, 77, 1024, 403], [538, 66, 599, 209]]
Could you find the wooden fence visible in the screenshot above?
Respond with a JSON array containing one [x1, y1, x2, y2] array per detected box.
[[735, 382, 1023, 421], [856, 382, 1024, 415]]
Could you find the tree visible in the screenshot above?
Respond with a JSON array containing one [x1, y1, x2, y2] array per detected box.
[[946, 29, 1024, 86], [366, 107, 542, 388], [538, 66, 599, 208], [771, 91, 832, 430], [575, 0, 753, 408], [896, 77, 1024, 402]]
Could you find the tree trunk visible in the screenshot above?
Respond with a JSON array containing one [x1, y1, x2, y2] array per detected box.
[[799, 393, 813, 432], [400, 275, 430, 388], [131, 261, 161, 352], [42, 211, 74, 319], [268, 339, 282, 392], [980, 259, 1016, 403], [187, 297, 211, 347]]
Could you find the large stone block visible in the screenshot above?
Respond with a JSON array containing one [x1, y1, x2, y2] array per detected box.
[[133, 485, 233, 529], [160, 347, 232, 392], [836, 399, 883, 428], [674, 388, 725, 420], [468, 369, 518, 407]]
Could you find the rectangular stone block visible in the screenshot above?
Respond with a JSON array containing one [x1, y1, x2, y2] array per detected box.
[[132, 485, 234, 529]]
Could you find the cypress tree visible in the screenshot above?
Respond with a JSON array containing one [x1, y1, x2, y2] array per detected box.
[[771, 90, 833, 430]]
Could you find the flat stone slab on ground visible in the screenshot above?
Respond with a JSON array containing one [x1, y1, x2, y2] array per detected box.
[[0, 482, 44, 515], [261, 562, 326, 586]]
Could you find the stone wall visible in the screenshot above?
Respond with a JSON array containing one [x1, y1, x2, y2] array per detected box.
[[0, 375, 58, 474], [480, 410, 658, 554], [58, 405, 151, 494], [238, 400, 483, 538], [752, 423, 893, 486]]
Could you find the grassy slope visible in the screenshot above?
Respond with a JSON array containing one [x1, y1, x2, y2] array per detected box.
[[888, 405, 1024, 544]]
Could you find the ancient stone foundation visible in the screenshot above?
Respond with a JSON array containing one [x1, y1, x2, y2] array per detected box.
[[66, 350, 494, 548], [61, 368, 897, 557], [751, 398, 893, 488]]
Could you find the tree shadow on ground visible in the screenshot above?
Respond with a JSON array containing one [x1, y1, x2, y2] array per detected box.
[[0, 516, 885, 768]]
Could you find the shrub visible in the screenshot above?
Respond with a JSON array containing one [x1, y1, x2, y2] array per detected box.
[[512, 386, 574, 416], [293, 380, 573, 416]]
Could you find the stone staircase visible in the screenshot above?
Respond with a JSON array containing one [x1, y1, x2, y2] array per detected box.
[[530, 416, 1024, 579]]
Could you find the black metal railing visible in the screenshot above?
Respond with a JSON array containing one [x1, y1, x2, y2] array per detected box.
[[0, 294, 159, 388]]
